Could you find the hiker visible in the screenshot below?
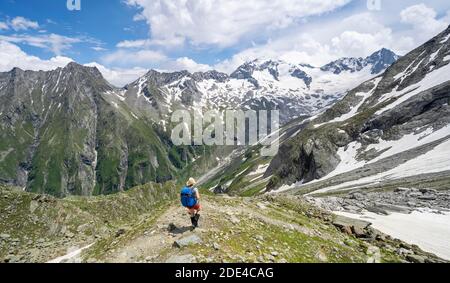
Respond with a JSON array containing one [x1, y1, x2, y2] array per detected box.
[[180, 178, 201, 229]]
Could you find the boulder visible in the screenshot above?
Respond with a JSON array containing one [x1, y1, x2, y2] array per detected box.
[[332, 215, 371, 230], [366, 246, 381, 263], [406, 254, 426, 263], [115, 228, 126, 238], [419, 189, 437, 194], [418, 195, 437, 201], [0, 234, 11, 240], [174, 235, 202, 248], [395, 188, 410, 193], [351, 226, 367, 238], [229, 216, 240, 224]]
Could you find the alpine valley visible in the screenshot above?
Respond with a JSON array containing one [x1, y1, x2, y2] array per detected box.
[[1, 25, 450, 264]]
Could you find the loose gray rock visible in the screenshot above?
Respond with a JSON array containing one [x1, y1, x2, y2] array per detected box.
[[166, 254, 196, 263], [115, 229, 126, 238], [229, 216, 240, 224], [0, 234, 10, 240], [332, 215, 371, 230], [407, 254, 426, 263], [174, 235, 202, 248]]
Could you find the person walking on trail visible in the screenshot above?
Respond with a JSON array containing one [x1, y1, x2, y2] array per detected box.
[[180, 178, 201, 229]]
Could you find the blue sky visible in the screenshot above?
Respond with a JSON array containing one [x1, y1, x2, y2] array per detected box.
[[1, 0, 449, 86]]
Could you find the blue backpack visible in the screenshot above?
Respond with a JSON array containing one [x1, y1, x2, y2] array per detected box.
[[180, 186, 198, 208]]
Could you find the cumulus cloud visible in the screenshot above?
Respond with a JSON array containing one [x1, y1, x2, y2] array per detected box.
[[101, 45, 213, 73], [165, 57, 212, 72], [102, 49, 168, 66], [400, 4, 449, 41], [84, 62, 148, 87], [214, 12, 420, 73], [0, 22, 8, 30], [0, 34, 86, 55], [0, 40, 73, 72], [9, 16, 39, 31], [125, 0, 351, 47]]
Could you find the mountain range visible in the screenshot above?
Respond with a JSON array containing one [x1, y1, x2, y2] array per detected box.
[[0, 48, 399, 197]]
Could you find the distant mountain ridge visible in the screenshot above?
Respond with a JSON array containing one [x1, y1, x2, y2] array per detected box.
[[321, 48, 400, 75], [121, 48, 399, 126]]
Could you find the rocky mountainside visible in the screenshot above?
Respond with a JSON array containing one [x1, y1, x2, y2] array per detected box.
[[0, 183, 176, 263], [0, 63, 206, 197], [321, 48, 399, 75], [1, 184, 445, 263], [120, 49, 399, 126], [264, 26, 450, 193]]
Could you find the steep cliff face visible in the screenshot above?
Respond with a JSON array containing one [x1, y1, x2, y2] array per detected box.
[[0, 63, 185, 196], [266, 26, 450, 192]]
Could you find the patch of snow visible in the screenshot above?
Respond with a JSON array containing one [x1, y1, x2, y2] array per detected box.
[[314, 77, 381, 127], [376, 63, 450, 115], [326, 141, 366, 179], [335, 210, 450, 260], [47, 243, 94, 263], [131, 112, 139, 119], [249, 175, 263, 183], [52, 70, 62, 92], [310, 137, 450, 195], [444, 55, 450, 62], [440, 34, 450, 44], [366, 125, 450, 164], [429, 47, 442, 62], [136, 77, 147, 98], [268, 179, 304, 194], [394, 50, 426, 81], [247, 164, 270, 177]]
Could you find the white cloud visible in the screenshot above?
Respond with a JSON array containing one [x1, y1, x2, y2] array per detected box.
[[0, 22, 8, 30], [400, 4, 449, 41], [116, 37, 184, 49], [165, 57, 212, 72], [125, 0, 351, 47], [102, 49, 167, 66], [92, 46, 107, 51], [0, 40, 146, 87], [116, 39, 149, 49], [0, 34, 83, 55], [214, 12, 420, 73], [10, 16, 39, 31], [0, 40, 73, 72], [84, 62, 148, 87]]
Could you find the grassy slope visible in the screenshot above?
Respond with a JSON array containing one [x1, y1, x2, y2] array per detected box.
[[83, 194, 407, 263], [0, 182, 177, 262]]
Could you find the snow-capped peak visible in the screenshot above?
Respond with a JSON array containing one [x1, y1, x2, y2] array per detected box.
[[321, 48, 400, 75]]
